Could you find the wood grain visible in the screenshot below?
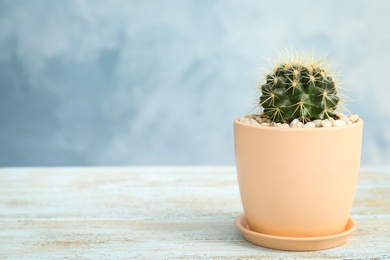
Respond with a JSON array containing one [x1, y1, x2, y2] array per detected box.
[[0, 166, 389, 259]]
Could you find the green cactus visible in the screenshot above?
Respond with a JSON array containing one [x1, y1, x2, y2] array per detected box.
[[259, 52, 342, 123]]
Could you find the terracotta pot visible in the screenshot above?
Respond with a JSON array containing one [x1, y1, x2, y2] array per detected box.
[[234, 119, 363, 237]]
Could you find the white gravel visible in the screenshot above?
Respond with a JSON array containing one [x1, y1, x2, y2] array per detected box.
[[238, 113, 360, 128]]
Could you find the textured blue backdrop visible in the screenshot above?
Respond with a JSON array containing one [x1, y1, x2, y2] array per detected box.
[[1, 0, 389, 166]]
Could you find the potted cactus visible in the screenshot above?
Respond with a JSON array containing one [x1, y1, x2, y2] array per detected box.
[[234, 50, 363, 251]]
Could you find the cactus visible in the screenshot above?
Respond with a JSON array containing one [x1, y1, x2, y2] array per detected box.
[[259, 51, 343, 123]]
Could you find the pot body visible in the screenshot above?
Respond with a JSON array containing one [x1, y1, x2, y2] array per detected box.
[[234, 119, 363, 237]]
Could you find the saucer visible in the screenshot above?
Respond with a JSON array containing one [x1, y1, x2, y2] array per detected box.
[[235, 213, 357, 251]]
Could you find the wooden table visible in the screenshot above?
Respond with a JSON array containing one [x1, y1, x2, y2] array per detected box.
[[0, 167, 389, 259]]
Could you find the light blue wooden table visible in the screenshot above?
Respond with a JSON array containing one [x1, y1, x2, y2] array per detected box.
[[0, 167, 389, 259]]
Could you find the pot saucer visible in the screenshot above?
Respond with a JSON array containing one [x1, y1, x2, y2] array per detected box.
[[235, 213, 357, 251]]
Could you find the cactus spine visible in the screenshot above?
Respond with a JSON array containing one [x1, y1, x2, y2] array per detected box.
[[259, 51, 342, 123]]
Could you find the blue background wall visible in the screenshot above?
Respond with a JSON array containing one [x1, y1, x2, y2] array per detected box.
[[1, 0, 389, 166]]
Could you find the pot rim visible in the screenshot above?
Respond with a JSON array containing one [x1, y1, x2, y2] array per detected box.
[[234, 118, 363, 132]]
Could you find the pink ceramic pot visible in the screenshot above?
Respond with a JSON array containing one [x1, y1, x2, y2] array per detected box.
[[234, 119, 363, 237]]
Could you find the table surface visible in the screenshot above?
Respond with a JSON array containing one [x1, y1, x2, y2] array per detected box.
[[0, 166, 389, 259]]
